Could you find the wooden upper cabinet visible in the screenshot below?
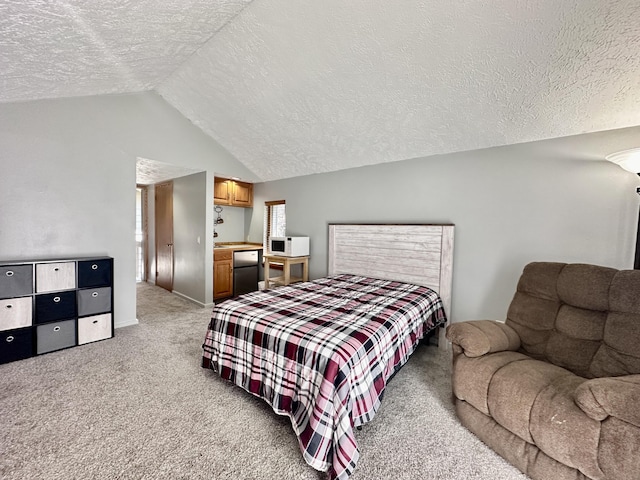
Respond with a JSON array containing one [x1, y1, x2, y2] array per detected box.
[[232, 181, 253, 207], [214, 177, 232, 206], [214, 177, 253, 208]]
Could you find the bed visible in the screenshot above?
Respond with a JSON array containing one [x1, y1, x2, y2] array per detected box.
[[202, 224, 454, 479]]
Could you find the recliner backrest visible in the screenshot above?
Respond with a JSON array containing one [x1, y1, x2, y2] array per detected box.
[[505, 262, 640, 378]]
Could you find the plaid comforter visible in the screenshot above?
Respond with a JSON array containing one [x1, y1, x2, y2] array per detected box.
[[201, 274, 446, 480]]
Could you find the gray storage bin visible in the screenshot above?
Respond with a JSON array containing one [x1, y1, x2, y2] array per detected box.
[[77, 287, 111, 317], [0, 265, 33, 299], [36, 319, 76, 354]]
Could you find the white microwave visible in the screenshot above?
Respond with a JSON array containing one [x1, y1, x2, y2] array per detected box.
[[269, 236, 309, 257]]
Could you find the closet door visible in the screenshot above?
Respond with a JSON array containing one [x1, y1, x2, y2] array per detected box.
[[155, 181, 173, 292]]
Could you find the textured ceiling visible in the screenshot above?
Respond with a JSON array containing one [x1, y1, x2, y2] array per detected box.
[[0, 0, 251, 101], [2, 1, 640, 181], [135, 157, 202, 185]]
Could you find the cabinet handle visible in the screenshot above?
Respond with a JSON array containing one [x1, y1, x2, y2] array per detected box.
[[53, 296, 61, 303], [92, 264, 98, 270], [6, 336, 14, 343], [92, 292, 99, 298], [53, 326, 61, 332], [5, 271, 14, 277], [54, 268, 59, 272], [5, 304, 12, 309], [93, 320, 98, 324]]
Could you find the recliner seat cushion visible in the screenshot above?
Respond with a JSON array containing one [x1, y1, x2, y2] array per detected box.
[[453, 354, 604, 479]]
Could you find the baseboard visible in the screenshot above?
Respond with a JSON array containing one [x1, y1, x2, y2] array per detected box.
[[172, 290, 209, 308], [115, 318, 139, 329]]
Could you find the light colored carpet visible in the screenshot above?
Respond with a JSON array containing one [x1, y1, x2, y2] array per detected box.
[[0, 282, 529, 480]]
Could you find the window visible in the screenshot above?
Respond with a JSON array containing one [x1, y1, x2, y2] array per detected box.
[[135, 186, 147, 282], [264, 200, 286, 250]]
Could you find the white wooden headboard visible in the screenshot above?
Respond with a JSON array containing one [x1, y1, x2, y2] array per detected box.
[[328, 224, 454, 347]]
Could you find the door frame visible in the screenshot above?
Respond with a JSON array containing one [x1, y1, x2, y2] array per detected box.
[[136, 184, 149, 282], [155, 181, 174, 291]]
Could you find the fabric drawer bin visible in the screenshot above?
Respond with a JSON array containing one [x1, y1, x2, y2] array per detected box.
[[77, 287, 111, 317], [78, 314, 112, 345], [36, 262, 76, 293], [35, 291, 77, 324], [0, 327, 33, 364], [0, 265, 33, 299], [0, 297, 32, 331], [78, 259, 112, 288], [36, 319, 76, 354]]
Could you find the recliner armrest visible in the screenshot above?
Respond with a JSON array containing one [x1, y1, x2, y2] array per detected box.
[[574, 375, 640, 428], [445, 320, 521, 358]]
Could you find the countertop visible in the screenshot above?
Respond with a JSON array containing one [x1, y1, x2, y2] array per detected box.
[[214, 242, 263, 252]]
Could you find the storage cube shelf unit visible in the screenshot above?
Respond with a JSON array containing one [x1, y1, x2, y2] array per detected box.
[[0, 257, 114, 365]]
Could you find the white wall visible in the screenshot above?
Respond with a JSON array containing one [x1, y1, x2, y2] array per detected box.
[[173, 172, 208, 305], [248, 127, 640, 323], [0, 92, 255, 326], [213, 205, 248, 243]]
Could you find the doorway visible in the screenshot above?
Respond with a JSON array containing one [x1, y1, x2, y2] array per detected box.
[[155, 181, 174, 292]]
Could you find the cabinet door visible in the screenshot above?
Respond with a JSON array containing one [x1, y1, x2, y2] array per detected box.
[[232, 181, 253, 207], [214, 178, 232, 205], [214, 259, 233, 299]]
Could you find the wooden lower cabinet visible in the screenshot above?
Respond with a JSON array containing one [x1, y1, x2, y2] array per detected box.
[[214, 250, 233, 300]]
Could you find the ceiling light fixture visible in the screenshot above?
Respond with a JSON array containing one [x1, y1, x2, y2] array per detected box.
[[605, 147, 640, 173]]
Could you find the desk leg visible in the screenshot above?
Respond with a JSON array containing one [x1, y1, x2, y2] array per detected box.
[[302, 258, 309, 282], [283, 259, 290, 285], [264, 257, 271, 288]]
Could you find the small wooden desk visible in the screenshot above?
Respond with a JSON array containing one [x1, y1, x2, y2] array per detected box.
[[264, 254, 309, 288]]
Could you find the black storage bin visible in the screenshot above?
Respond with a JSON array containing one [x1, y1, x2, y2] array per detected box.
[[78, 259, 112, 288], [35, 291, 77, 324], [0, 327, 33, 364]]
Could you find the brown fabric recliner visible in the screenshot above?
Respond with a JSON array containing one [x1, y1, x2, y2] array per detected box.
[[446, 262, 640, 480]]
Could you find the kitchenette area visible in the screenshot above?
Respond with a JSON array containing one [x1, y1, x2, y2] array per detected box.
[[213, 176, 309, 301], [213, 176, 264, 301], [213, 242, 263, 300]]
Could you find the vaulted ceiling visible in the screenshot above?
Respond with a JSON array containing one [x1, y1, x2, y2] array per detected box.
[[2, 1, 639, 181]]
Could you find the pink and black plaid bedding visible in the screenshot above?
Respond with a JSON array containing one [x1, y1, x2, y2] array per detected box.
[[201, 274, 446, 480]]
